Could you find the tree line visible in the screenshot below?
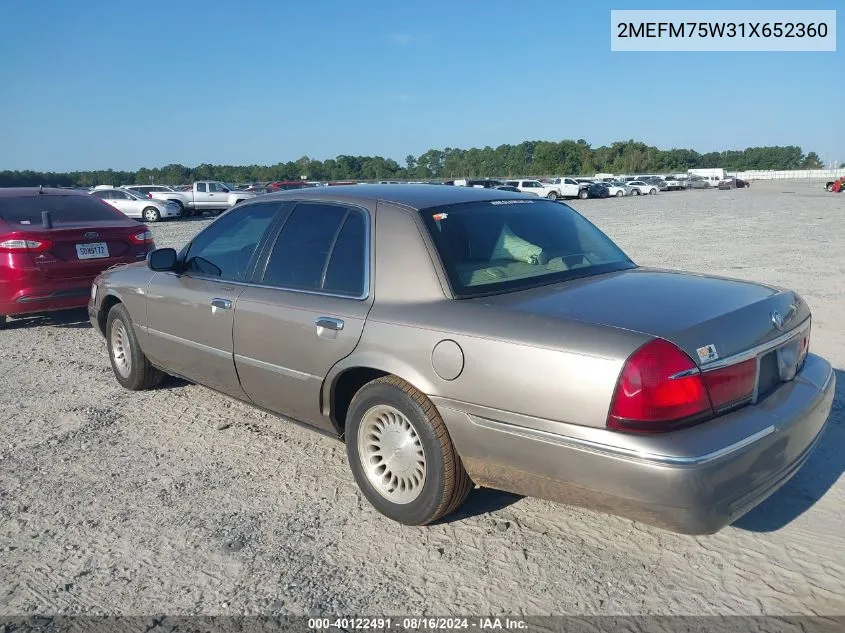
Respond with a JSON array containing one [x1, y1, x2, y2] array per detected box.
[[0, 139, 832, 187]]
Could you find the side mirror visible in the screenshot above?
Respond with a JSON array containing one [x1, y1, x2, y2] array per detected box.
[[147, 247, 178, 272]]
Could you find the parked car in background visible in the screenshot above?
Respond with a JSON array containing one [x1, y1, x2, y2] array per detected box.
[[266, 181, 316, 193], [123, 185, 181, 198], [604, 182, 632, 197], [544, 177, 582, 199], [625, 180, 659, 195], [0, 187, 155, 328], [495, 185, 537, 195], [91, 187, 181, 222], [505, 179, 567, 199], [662, 176, 682, 191], [718, 178, 751, 190], [686, 177, 711, 189], [149, 181, 256, 216], [643, 177, 669, 191], [89, 185, 834, 533], [825, 178, 844, 193], [581, 182, 610, 199]]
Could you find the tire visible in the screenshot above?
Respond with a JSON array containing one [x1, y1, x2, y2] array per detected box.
[[0, 314, 6, 329], [827, 184, 834, 192], [615, 190, 623, 197], [578, 189, 589, 199], [345, 375, 472, 525], [106, 303, 165, 391], [546, 191, 558, 200], [143, 207, 161, 222], [632, 189, 641, 196], [649, 188, 657, 195]]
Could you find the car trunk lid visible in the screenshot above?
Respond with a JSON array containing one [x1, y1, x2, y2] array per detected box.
[[14, 223, 142, 280], [476, 267, 810, 365]]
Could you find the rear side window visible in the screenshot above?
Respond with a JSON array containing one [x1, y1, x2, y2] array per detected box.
[[262, 202, 368, 296], [0, 194, 122, 225]]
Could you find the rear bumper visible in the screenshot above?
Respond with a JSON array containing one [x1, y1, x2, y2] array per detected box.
[[0, 280, 93, 316], [435, 353, 835, 534]]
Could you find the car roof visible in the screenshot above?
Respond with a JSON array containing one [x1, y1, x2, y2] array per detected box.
[[259, 183, 528, 210], [0, 187, 90, 198]]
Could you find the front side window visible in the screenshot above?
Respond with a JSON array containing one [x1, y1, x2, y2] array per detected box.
[[262, 203, 367, 296], [420, 199, 634, 298], [183, 202, 281, 280], [209, 182, 225, 193]]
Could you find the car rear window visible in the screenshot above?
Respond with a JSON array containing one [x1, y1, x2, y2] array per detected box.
[[420, 199, 635, 298], [0, 194, 122, 225]]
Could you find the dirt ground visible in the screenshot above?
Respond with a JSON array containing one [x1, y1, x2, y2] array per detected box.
[[1, 179, 843, 617]]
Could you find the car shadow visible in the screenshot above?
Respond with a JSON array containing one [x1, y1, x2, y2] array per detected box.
[[5, 308, 92, 329], [155, 376, 192, 390], [733, 368, 844, 533], [434, 487, 522, 524]]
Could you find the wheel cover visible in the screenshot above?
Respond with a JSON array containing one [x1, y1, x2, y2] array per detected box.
[[110, 320, 132, 378], [357, 404, 427, 504], [145, 208, 158, 221]]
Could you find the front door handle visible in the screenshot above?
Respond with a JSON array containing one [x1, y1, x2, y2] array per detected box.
[[210, 298, 232, 310], [315, 317, 344, 331]]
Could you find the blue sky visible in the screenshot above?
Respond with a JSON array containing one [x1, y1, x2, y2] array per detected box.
[[0, 0, 841, 171]]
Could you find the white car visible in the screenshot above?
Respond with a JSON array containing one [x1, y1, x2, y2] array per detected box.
[[662, 176, 682, 191], [625, 180, 659, 196], [90, 187, 181, 222], [605, 182, 632, 197]]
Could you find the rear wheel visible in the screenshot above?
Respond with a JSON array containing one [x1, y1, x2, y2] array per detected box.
[[143, 207, 161, 222], [546, 191, 558, 200], [578, 189, 589, 199], [170, 200, 186, 216], [345, 376, 472, 525], [632, 189, 641, 195], [0, 315, 6, 329], [106, 304, 164, 391], [615, 190, 624, 197], [827, 183, 835, 192], [649, 188, 657, 195]]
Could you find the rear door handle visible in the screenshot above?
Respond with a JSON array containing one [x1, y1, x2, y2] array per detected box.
[[315, 317, 344, 331], [211, 298, 232, 310]]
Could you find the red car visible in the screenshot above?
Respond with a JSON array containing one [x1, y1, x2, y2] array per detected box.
[[0, 187, 155, 328]]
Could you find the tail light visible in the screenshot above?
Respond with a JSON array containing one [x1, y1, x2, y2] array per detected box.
[[0, 234, 53, 253], [608, 339, 712, 433], [147, 193, 153, 199], [700, 359, 756, 410], [128, 230, 154, 245]]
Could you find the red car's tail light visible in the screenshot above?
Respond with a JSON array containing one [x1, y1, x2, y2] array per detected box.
[[128, 230, 154, 245], [608, 339, 713, 433], [0, 234, 53, 253], [701, 358, 757, 410]]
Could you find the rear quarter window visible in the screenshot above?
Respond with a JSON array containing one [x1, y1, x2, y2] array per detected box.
[[0, 194, 122, 225]]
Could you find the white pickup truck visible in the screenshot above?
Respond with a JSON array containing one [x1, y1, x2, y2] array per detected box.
[[504, 179, 579, 200], [131, 181, 256, 217]]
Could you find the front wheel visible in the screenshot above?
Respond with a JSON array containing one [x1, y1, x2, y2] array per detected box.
[[546, 191, 558, 200], [106, 304, 165, 391], [615, 190, 624, 197], [578, 189, 589, 199], [632, 189, 641, 195], [345, 376, 472, 525], [143, 207, 161, 222], [649, 188, 657, 195], [827, 184, 835, 192]]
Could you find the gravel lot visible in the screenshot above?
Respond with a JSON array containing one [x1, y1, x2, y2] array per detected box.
[[1, 180, 843, 617]]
